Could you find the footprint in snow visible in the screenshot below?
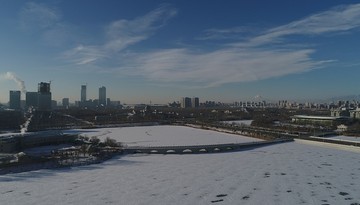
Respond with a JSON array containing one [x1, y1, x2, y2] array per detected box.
[[264, 172, 270, 178], [23, 191, 31, 196], [211, 199, 224, 203], [2, 190, 14, 194], [338, 191, 349, 196]]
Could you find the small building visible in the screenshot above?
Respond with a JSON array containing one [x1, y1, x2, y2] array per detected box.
[[349, 108, 360, 119], [331, 108, 350, 117], [292, 115, 351, 127], [336, 124, 348, 132]]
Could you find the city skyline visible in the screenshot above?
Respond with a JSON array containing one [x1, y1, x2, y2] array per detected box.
[[1, 1, 360, 104]]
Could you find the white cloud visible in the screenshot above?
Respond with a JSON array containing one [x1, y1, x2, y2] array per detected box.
[[121, 3, 360, 87], [119, 47, 325, 87], [271, 4, 360, 34], [19, 2, 61, 30], [18, 2, 74, 46], [63, 45, 107, 65], [63, 4, 177, 65], [238, 3, 360, 47], [197, 26, 258, 40], [61, 3, 360, 88]]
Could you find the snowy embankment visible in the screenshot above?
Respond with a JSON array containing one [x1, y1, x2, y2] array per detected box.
[[1, 126, 360, 205]]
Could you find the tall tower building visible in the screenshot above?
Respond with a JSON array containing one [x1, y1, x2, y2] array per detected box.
[[181, 97, 191, 108], [191, 97, 199, 108], [62, 98, 69, 107], [37, 82, 52, 111], [26, 92, 38, 108], [81, 85, 87, 102], [9, 90, 21, 110], [98, 86, 106, 106]]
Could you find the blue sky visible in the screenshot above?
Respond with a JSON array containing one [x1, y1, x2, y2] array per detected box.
[[1, 0, 360, 104]]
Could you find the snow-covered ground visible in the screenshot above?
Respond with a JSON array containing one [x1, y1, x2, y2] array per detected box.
[[312, 135, 360, 143], [1, 126, 360, 205], [64, 125, 262, 146], [222, 120, 253, 126]]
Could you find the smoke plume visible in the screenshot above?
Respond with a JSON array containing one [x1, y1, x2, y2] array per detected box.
[[2, 72, 27, 93]]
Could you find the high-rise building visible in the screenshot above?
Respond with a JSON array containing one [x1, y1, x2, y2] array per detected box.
[[62, 98, 69, 107], [99, 86, 106, 106], [26, 92, 38, 108], [191, 97, 199, 108], [181, 97, 192, 108], [9, 91, 21, 110], [107, 98, 111, 107], [37, 82, 52, 111], [180, 97, 200, 108], [51, 100, 57, 108], [81, 85, 87, 102]]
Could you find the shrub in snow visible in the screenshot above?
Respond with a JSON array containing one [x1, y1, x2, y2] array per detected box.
[[103, 137, 122, 148], [90, 136, 100, 145]]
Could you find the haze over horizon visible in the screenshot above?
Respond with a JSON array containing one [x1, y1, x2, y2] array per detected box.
[[1, 0, 360, 104]]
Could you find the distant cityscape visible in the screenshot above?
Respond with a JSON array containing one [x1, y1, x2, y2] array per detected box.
[[2, 81, 360, 112]]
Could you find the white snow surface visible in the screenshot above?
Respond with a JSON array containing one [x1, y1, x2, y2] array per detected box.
[[65, 125, 262, 146], [321, 135, 360, 143], [1, 126, 360, 205], [222, 120, 253, 126]]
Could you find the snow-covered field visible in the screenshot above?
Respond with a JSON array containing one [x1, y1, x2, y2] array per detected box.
[[64, 125, 262, 146], [1, 126, 360, 205]]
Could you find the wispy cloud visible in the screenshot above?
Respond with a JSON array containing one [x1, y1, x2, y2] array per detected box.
[[62, 4, 177, 65], [62, 45, 108, 65], [19, 2, 60, 30], [237, 3, 360, 47], [104, 4, 177, 52], [61, 3, 360, 88], [197, 26, 258, 40], [119, 47, 326, 87], [109, 4, 360, 87], [18, 2, 74, 46]]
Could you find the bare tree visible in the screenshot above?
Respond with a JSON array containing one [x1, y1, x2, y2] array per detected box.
[[104, 137, 118, 147], [90, 136, 100, 145]]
